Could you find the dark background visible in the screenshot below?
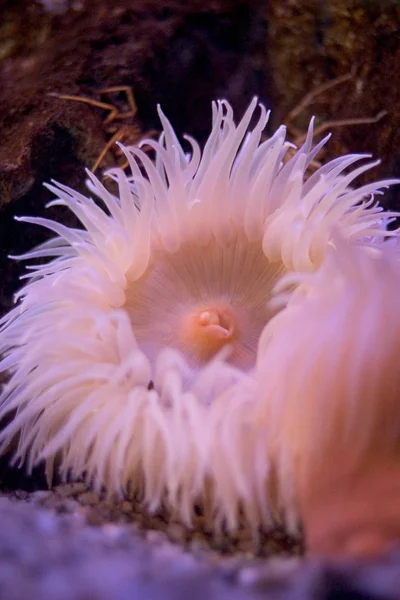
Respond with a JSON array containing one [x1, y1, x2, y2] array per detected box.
[[0, 0, 399, 314]]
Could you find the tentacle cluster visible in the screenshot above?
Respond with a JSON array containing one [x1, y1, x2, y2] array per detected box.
[[0, 98, 398, 531]]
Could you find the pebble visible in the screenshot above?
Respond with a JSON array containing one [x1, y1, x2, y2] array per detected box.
[[237, 557, 301, 588], [166, 523, 187, 544], [77, 491, 100, 506], [120, 501, 133, 514], [237, 539, 257, 555], [147, 514, 167, 531], [152, 541, 183, 563], [236, 528, 252, 541], [30, 490, 54, 504], [13, 490, 30, 500], [84, 509, 104, 526], [3, 487, 301, 562], [56, 498, 80, 514], [131, 511, 145, 524], [102, 523, 125, 540], [146, 530, 168, 545], [189, 532, 210, 553], [96, 500, 115, 519], [56, 482, 88, 497], [129, 521, 142, 535]]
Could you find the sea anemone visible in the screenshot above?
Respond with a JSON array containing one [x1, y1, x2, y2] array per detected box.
[[0, 98, 398, 531], [260, 241, 400, 553]]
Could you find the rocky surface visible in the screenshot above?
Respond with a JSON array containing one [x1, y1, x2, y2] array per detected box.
[[267, 0, 400, 198], [1, 490, 400, 600], [0, 0, 268, 312], [8, 483, 301, 558]]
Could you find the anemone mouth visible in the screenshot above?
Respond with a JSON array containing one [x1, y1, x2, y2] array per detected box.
[[124, 230, 285, 370]]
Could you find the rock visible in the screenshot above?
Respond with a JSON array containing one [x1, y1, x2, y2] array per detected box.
[[267, 0, 400, 211], [77, 491, 100, 506], [0, 0, 268, 316], [166, 523, 188, 544], [119, 501, 133, 514], [55, 482, 88, 497]]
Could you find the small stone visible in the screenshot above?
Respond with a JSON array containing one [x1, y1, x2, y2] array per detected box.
[[120, 501, 133, 514], [115, 513, 130, 524], [153, 541, 184, 563], [146, 530, 167, 544], [189, 533, 210, 553], [166, 523, 187, 544], [14, 490, 29, 500], [103, 523, 124, 539], [30, 490, 53, 504], [236, 528, 252, 541], [77, 491, 100, 506], [129, 522, 142, 535], [237, 540, 257, 555], [131, 511, 145, 524], [56, 482, 88, 497], [97, 500, 114, 518], [148, 515, 168, 531], [237, 557, 301, 588], [211, 534, 231, 553], [67, 498, 82, 511], [84, 509, 104, 526]]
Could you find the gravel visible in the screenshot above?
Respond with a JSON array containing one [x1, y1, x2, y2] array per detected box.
[[22, 483, 302, 558], [1, 486, 400, 599]]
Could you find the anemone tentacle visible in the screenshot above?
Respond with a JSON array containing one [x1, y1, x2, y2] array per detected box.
[[0, 99, 398, 531]]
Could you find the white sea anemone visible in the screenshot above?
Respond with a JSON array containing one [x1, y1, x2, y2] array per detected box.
[[0, 98, 398, 531], [259, 240, 400, 534]]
